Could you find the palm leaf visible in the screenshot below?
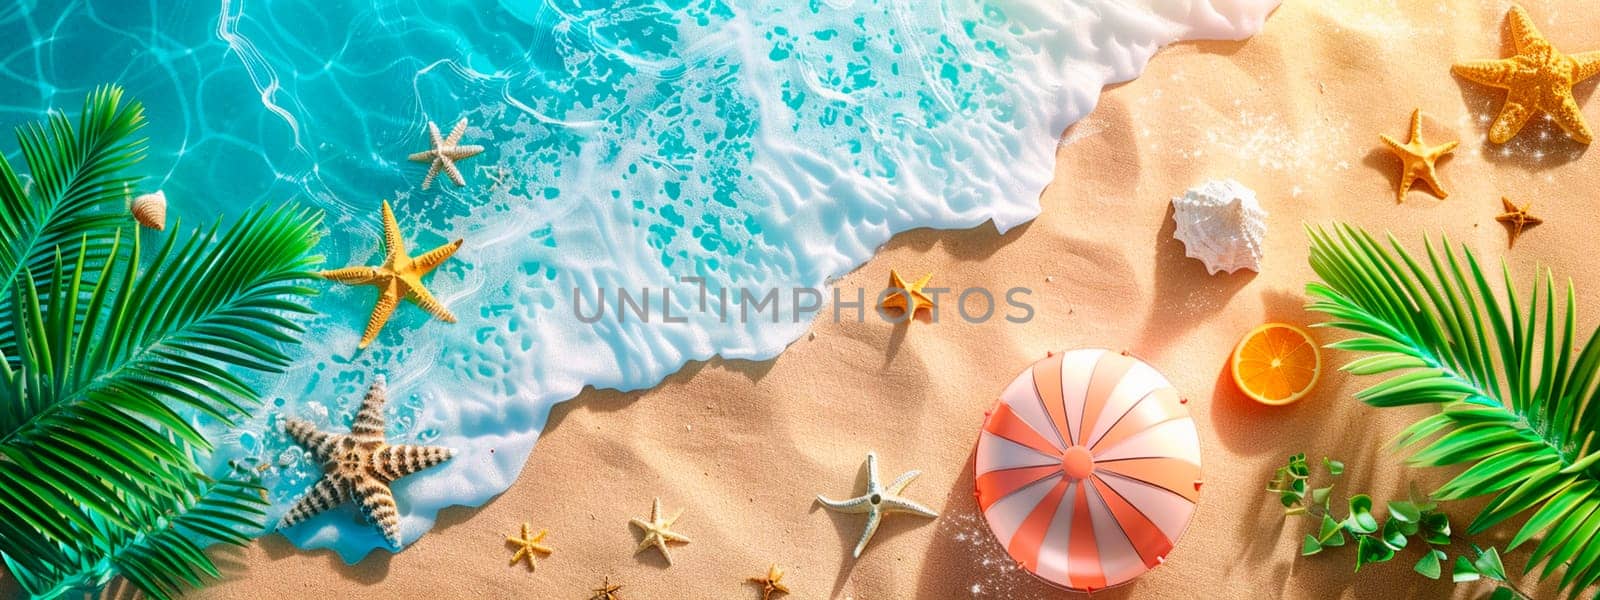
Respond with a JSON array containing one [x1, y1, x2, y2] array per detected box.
[[0, 204, 321, 593], [4, 469, 269, 599], [1307, 223, 1600, 596], [0, 84, 147, 357]]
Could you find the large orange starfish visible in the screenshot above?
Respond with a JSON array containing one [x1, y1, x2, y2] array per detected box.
[[1380, 109, 1457, 202], [321, 200, 462, 348], [1452, 4, 1600, 144]]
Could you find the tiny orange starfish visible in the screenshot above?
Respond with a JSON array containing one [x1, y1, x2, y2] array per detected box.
[[320, 200, 462, 348], [879, 269, 935, 319], [1453, 4, 1600, 144], [590, 578, 623, 600], [747, 563, 791, 600], [1496, 197, 1543, 248], [1380, 109, 1457, 202], [505, 523, 553, 571]]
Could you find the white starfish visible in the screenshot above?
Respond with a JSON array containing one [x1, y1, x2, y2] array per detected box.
[[407, 117, 484, 190], [629, 497, 691, 565], [816, 452, 939, 558]]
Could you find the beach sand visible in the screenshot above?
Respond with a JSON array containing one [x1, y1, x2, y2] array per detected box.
[[10, 0, 1599, 598]]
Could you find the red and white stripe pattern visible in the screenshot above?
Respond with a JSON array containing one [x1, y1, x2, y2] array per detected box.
[[975, 349, 1201, 591]]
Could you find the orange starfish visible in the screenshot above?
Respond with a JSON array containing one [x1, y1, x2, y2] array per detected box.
[[747, 563, 792, 600], [1495, 197, 1543, 247], [1452, 4, 1600, 144], [320, 200, 462, 348], [1379, 109, 1457, 202], [879, 269, 935, 318]]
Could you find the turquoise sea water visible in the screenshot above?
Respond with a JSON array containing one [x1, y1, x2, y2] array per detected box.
[[0, 0, 1276, 562]]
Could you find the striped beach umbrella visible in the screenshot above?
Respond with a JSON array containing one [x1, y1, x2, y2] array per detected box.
[[975, 349, 1201, 591]]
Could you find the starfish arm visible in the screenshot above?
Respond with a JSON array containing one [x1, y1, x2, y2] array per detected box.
[[349, 376, 389, 443], [654, 538, 674, 565], [279, 477, 348, 528], [1428, 140, 1459, 159], [380, 200, 406, 263], [886, 469, 921, 495], [448, 145, 484, 160], [372, 444, 455, 482], [283, 418, 338, 458], [1505, 5, 1543, 55], [1500, 197, 1519, 213], [428, 121, 444, 149], [1451, 59, 1517, 88], [1488, 96, 1536, 144], [863, 453, 881, 493], [406, 150, 434, 163], [421, 161, 441, 191], [1378, 134, 1405, 154], [319, 266, 385, 285], [886, 271, 907, 292], [411, 239, 462, 273], [629, 517, 652, 532], [1573, 51, 1600, 84], [1396, 167, 1418, 203], [881, 496, 940, 518], [358, 283, 402, 349], [354, 477, 403, 547], [658, 528, 691, 543], [816, 494, 870, 513], [852, 512, 882, 558], [1550, 93, 1595, 144], [406, 283, 458, 323], [1418, 170, 1449, 199], [446, 118, 469, 146], [442, 157, 467, 187], [1408, 108, 1423, 140], [509, 547, 532, 568]]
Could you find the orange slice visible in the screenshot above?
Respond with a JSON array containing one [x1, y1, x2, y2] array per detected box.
[[1230, 323, 1321, 405]]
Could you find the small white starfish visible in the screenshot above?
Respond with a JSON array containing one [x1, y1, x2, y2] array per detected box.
[[629, 497, 691, 565], [407, 117, 484, 190], [816, 452, 939, 558]]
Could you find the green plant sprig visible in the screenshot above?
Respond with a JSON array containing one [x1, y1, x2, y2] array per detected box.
[[1269, 453, 1527, 600]]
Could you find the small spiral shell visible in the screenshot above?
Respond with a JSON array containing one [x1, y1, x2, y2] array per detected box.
[[130, 190, 166, 231]]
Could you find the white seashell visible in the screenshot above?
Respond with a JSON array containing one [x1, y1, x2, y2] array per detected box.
[[1171, 179, 1266, 275], [130, 189, 166, 231]]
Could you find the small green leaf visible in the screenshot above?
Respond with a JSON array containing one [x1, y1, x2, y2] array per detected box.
[[1348, 495, 1379, 534], [1302, 534, 1322, 556], [1318, 515, 1343, 543], [1388, 500, 1421, 523], [1452, 556, 1480, 583], [1473, 547, 1506, 581], [1414, 549, 1443, 579], [1311, 486, 1333, 506], [1280, 491, 1300, 508], [1394, 517, 1420, 537], [1488, 586, 1514, 600], [1325, 458, 1344, 476], [1356, 535, 1395, 571], [1380, 518, 1408, 551], [1421, 511, 1451, 545]]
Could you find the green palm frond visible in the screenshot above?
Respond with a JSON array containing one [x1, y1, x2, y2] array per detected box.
[[4, 470, 269, 600], [0, 203, 321, 596], [1307, 223, 1600, 596], [0, 84, 147, 348]]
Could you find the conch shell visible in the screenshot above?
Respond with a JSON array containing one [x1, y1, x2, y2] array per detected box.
[[1171, 179, 1266, 275], [130, 189, 166, 231]]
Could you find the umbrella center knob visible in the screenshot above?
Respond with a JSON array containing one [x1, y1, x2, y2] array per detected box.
[[1061, 446, 1095, 480]]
